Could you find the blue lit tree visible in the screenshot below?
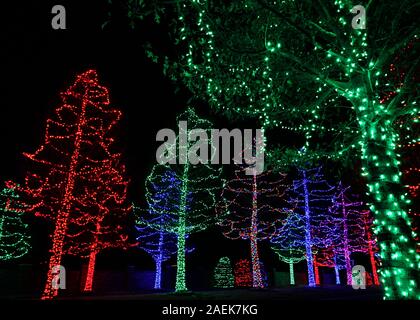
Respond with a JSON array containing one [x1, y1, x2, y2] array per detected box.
[[136, 169, 183, 290], [270, 211, 306, 285], [136, 223, 195, 290], [287, 166, 336, 287], [136, 223, 177, 290]]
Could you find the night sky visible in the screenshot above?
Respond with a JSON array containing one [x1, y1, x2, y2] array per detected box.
[[0, 0, 283, 283]]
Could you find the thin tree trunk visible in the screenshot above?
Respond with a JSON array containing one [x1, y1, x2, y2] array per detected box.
[[175, 231, 186, 291], [83, 250, 97, 292], [313, 255, 320, 285], [250, 172, 263, 288], [41, 99, 87, 300], [289, 262, 295, 285], [302, 170, 316, 287], [333, 254, 341, 285], [365, 215, 380, 286], [175, 164, 189, 292], [155, 230, 164, 289], [154, 258, 162, 290], [42, 211, 70, 299], [341, 193, 352, 285]]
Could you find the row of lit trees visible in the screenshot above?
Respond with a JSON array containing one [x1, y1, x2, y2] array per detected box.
[[0, 65, 415, 299], [0, 88, 385, 296], [123, 0, 419, 300], [135, 107, 380, 291]]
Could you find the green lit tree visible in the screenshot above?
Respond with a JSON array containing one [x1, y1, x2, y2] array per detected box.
[[0, 182, 30, 261], [128, 0, 419, 299], [213, 256, 234, 288], [137, 107, 224, 292]]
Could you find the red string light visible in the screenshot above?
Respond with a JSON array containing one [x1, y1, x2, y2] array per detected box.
[[234, 259, 253, 288]]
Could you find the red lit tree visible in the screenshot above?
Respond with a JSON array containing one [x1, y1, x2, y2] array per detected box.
[[361, 210, 381, 286], [64, 157, 131, 293], [234, 259, 252, 288], [21, 70, 130, 299], [313, 248, 345, 285], [218, 168, 287, 288]]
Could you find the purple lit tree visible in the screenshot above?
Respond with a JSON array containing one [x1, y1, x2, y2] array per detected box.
[[329, 183, 364, 285], [329, 183, 379, 285]]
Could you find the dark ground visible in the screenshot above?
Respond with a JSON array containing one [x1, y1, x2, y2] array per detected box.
[[10, 287, 381, 301]]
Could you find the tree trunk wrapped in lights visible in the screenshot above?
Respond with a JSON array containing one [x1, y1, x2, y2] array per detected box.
[[20, 70, 130, 299], [218, 166, 288, 288], [136, 222, 179, 290], [361, 210, 381, 286], [134, 0, 419, 299]]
